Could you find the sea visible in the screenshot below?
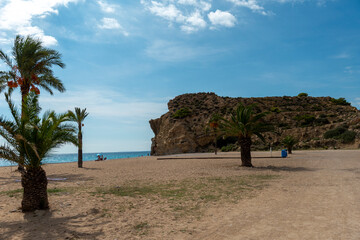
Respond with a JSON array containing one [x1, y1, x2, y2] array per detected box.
[[0, 151, 150, 167]]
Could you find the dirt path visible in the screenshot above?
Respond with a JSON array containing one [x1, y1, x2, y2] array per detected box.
[[189, 150, 360, 240]]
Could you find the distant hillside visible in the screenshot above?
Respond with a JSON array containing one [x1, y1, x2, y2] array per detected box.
[[149, 93, 360, 155]]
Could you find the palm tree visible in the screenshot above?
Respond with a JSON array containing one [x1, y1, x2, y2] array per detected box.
[[282, 135, 298, 154], [208, 114, 221, 155], [0, 35, 65, 111], [0, 35, 65, 172], [68, 108, 89, 168], [0, 93, 76, 212], [220, 104, 271, 167]]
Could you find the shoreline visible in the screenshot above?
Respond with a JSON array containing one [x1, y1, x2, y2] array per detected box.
[[0, 150, 151, 168]]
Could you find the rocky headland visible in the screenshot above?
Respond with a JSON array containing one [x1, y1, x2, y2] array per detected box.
[[149, 93, 360, 155]]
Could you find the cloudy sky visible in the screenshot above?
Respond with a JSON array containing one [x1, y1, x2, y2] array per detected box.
[[0, 0, 359, 153]]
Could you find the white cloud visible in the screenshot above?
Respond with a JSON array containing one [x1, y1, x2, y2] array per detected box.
[[147, 2, 185, 22], [182, 10, 207, 33], [227, 0, 269, 15], [98, 18, 129, 36], [344, 66, 360, 75], [273, 0, 331, 6], [145, 40, 224, 62], [344, 66, 353, 74], [208, 10, 236, 28], [178, 0, 211, 11], [141, 0, 209, 33], [98, 17, 121, 29], [332, 53, 350, 59], [0, 0, 80, 46], [97, 0, 116, 13]]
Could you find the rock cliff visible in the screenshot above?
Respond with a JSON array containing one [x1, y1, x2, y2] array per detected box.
[[149, 93, 360, 155]]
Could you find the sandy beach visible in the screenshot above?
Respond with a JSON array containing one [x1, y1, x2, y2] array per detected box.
[[0, 150, 359, 239]]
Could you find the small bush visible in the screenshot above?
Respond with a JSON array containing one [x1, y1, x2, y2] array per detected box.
[[314, 118, 330, 126], [172, 108, 191, 119], [221, 144, 237, 152], [324, 126, 347, 139], [324, 126, 356, 143], [330, 97, 350, 106], [311, 105, 322, 111], [294, 114, 315, 126], [298, 93, 308, 97], [339, 131, 356, 144], [278, 122, 289, 128], [270, 107, 281, 113]]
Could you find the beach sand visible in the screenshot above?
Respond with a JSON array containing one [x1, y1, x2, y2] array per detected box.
[[0, 150, 359, 239]]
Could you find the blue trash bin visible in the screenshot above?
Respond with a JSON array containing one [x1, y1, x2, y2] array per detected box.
[[281, 149, 288, 158]]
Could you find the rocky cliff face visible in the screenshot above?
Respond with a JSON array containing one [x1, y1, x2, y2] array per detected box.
[[149, 93, 360, 156]]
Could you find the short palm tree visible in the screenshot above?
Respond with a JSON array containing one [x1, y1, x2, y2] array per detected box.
[[282, 135, 298, 154], [0, 35, 65, 110], [0, 93, 76, 212], [220, 104, 271, 167], [68, 108, 89, 168]]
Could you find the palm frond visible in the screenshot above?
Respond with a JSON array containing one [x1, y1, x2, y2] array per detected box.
[[220, 103, 272, 141]]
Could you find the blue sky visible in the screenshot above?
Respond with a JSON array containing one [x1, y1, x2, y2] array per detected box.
[[0, 0, 359, 154]]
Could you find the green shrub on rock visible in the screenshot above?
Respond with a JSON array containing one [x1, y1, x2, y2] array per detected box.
[[298, 93, 308, 97], [270, 107, 281, 113], [330, 97, 350, 106], [324, 126, 356, 143], [339, 131, 356, 144], [172, 108, 191, 119], [294, 114, 316, 126], [324, 126, 347, 139], [314, 117, 330, 126]]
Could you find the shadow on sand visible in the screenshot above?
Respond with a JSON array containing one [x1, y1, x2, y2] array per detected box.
[[45, 173, 95, 182], [1, 210, 107, 240], [255, 165, 319, 172]]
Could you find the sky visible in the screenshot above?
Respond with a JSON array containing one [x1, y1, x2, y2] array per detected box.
[[0, 0, 359, 154]]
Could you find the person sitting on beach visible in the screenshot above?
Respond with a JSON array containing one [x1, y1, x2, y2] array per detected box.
[[95, 155, 106, 161]]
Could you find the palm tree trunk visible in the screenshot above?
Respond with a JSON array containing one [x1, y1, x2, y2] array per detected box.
[[288, 147, 292, 154], [18, 89, 29, 173], [21, 167, 49, 212], [78, 125, 83, 168], [239, 137, 253, 167], [214, 134, 218, 155]]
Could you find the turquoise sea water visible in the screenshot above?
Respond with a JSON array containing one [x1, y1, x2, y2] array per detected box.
[[0, 151, 150, 167]]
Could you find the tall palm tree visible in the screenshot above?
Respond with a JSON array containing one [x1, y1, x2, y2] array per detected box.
[[68, 108, 89, 168], [220, 104, 271, 167], [0, 93, 76, 212], [208, 114, 221, 155], [0, 35, 65, 172], [0, 35, 65, 110]]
